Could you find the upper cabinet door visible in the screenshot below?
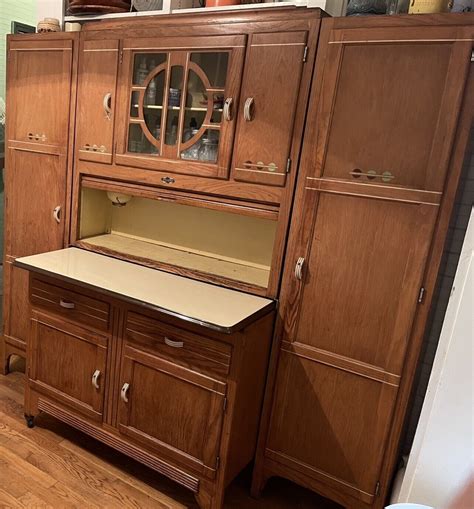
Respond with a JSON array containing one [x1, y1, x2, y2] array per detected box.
[[7, 38, 73, 152], [115, 35, 246, 179], [231, 32, 308, 188], [76, 39, 119, 164], [309, 25, 472, 192]]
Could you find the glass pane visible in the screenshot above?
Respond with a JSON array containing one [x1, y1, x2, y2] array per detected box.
[[211, 93, 223, 124], [130, 91, 139, 117], [143, 70, 165, 144], [181, 129, 219, 162], [128, 124, 159, 155], [183, 69, 206, 142], [190, 52, 229, 88], [133, 53, 167, 86], [165, 66, 183, 146]]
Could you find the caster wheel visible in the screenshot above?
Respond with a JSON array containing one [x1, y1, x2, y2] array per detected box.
[[24, 414, 35, 428]]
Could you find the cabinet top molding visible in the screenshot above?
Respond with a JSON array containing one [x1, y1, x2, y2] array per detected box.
[[15, 248, 275, 333]]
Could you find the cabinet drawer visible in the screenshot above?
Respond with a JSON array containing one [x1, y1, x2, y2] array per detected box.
[[30, 277, 110, 332], [125, 311, 232, 378]]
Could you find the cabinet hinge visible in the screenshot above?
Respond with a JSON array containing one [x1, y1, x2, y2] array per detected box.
[[471, 50, 474, 62], [216, 456, 220, 470], [286, 158, 291, 173], [303, 45, 309, 63], [375, 481, 380, 497], [223, 397, 227, 412], [418, 286, 426, 304], [119, 50, 123, 65]]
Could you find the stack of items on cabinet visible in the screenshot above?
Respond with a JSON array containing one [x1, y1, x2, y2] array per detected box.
[[2, 7, 472, 509]]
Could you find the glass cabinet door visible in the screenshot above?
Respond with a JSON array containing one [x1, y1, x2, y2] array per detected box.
[[116, 35, 246, 179]]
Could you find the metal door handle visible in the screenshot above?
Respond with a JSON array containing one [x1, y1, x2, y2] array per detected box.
[[121, 383, 130, 403], [244, 97, 255, 121], [164, 337, 184, 348], [92, 369, 101, 389], [59, 298, 75, 309], [53, 206, 61, 224], [295, 257, 305, 280], [223, 97, 233, 121], [103, 92, 112, 120]]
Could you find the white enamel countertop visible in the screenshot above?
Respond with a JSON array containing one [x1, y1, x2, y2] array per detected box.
[[15, 248, 275, 333]]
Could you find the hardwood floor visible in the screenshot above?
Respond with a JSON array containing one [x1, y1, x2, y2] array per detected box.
[[0, 356, 340, 509]]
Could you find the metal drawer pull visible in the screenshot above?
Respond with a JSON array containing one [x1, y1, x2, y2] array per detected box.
[[244, 97, 255, 122], [121, 383, 130, 403], [161, 176, 175, 184], [223, 97, 233, 121], [103, 92, 112, 120], [91, 370, 101, 389], [53, 205, 61, 224], [295, 257, 305, 281], [164, 337, 184, 348], [59, 298, 75, 309]]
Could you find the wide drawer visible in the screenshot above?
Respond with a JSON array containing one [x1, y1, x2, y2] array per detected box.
[[125, 311, 232, 379], [30, 276, 111, 332]]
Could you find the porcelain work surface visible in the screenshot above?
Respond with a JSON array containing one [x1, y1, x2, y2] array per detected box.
[[15, 248, 274, 332]]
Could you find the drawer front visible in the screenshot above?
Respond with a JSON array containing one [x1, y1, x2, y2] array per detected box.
[[125, 311, 232, 379], [30, 277, 110, 332]]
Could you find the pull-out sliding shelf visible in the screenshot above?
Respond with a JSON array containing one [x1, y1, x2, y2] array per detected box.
[[15, 247, 275, 333]]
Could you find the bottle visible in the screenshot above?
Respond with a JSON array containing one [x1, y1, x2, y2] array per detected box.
[[146, 78, 156, 105], [136, 61, 148, 85]]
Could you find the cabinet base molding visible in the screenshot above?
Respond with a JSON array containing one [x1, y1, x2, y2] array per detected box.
[[35, 395, 201, 493], [252, 456, 379, 509], [1, 334, 26, 375]]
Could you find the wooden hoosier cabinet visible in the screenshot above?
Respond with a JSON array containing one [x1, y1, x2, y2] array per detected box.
[[2, 7, 473, 509], [252, 13, 474, 509], [2, 8, 324, 509]]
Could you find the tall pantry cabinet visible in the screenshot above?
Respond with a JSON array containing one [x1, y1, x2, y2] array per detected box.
[[1, 33, 78, 372], [252, 14, 474, 509]]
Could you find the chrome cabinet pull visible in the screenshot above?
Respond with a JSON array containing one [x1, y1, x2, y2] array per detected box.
[[59, 298, 75, 309], [295, 257, 305, 281], [53, 205, 61, 224], [27, 132, 47, 142], [164, 337, 184, 348], [103, 92, 112, 120], [244, 97, 255, 121], [223, 97, 233, 121], [121, 383, 130, 403], [91, 369, 101, 389]]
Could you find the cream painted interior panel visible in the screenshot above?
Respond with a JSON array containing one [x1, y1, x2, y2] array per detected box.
[[79, 188, 112, 239]]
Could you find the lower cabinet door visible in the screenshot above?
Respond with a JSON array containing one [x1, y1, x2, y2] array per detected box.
[[266, 351, 398, 505], [29, 312, 108, 422], [117, 345, 226, 478]]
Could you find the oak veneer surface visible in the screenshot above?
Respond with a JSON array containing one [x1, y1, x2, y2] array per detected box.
[[14, 248, 274, 332], [0, 357, 340, 509]]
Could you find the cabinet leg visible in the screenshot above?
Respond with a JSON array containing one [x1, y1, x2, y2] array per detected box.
[[24, 414, 35, 428], [251, 461, 270, 498], [194, 486, 225, 509]]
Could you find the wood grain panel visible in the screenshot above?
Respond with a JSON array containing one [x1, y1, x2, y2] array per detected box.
[[76, 39, 119, 164], [287, 193, 437, 376], [266, 351, 397, 504], [232, 31, 307, 188]]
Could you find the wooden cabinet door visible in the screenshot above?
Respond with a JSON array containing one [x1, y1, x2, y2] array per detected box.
[[307, 25, 472, 192], [76, 39, 119, 164], [29, 313, 108, 422], [5, 150, 66, 259], [265, 24, 472, 504], [231, 32, 308, 187], [118, 344, 226, 478], [115, 35, 245, 179], [4, 35, 74, 354], [7, 37, 74, 150]]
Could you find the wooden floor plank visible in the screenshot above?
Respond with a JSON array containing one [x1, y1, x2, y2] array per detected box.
[[0, 359, 340, 509]]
